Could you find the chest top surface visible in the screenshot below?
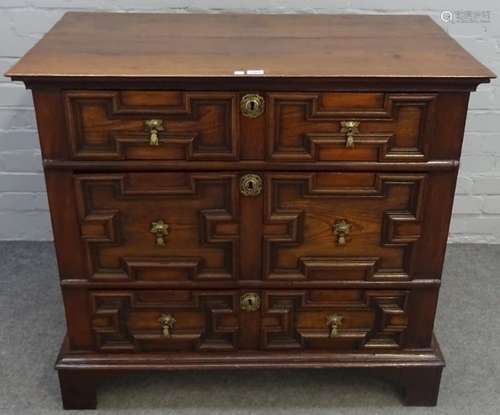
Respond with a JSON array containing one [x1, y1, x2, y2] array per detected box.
[[6, 12, 494, 84]]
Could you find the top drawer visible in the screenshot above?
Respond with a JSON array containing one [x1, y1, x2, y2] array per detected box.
[[64, 90, 240, 161], [61, 90, 461, 163], [267, 92, 438, 163]]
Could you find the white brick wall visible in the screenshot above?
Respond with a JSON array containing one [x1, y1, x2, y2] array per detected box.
[[0, 0, 499, 241]]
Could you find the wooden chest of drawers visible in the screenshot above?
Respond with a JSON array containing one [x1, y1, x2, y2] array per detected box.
[[7, 12, 494, 409]]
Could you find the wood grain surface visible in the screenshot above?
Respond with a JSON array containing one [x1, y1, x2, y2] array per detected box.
[[6, 12, 495, 82]]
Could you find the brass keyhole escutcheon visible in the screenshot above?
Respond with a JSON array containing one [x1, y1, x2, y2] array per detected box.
[[240, 174, 263, 196], [240, 292, 261, 312], [240, 94, 265, 118]]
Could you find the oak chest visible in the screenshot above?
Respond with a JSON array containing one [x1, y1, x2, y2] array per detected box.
[[6, 12, 494, 409]]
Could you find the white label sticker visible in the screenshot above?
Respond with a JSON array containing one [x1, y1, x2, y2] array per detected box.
[[246, 69, 265, 75], [233, 70, 245, 75]]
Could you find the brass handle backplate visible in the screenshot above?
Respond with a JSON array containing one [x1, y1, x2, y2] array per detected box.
[[158, 313, 176, 337], [333, 219, 351, 246], [240, 292, 261, 312], [240, 174, 263, 197], [145, 119, 164, 146], [327, 313, 344, 338], [240, 94, 265, 118], [340, 121, 360, 148], [150, 220, 169, 246]]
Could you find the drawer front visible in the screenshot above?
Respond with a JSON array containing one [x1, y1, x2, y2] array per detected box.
[[64, 90, 239, 160], [90, 290, 240, 352], [261, 289, 409, 350], [268, 92, 437, 162], [74, 172, 240, 282], [72, 171, 430, 283], [63, 90, 439, 164], [87, 289, 411, 352], [264, 172, 427, 282]]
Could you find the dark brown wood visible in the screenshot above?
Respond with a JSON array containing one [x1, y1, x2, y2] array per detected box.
[[73, 172, 240, 282], [55, 332, 445, 370], [89, 290, 240, 352], [44, 159, 460, 171], [37, 89, 468, 165], [20, 78, 492, 92], [59, 277, 441, 290], [58, 370, 97, 410], [8, 12, 493, 409], [260, 289, 410, 350], [44, 170, 88, 278], [64, 90, 240, 161], [44, 169, 457, 286], [6, 13, 494, 82], [263, 172, 427, 282], [62, 287, 94, 350], [400, 366, 444, 406], [55, 335, 444, 408], [267, 92, 437, 163], [61, 287, 434, 353]]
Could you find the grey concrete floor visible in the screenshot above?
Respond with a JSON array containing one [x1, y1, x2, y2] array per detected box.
[[0, 242, 499, 414]]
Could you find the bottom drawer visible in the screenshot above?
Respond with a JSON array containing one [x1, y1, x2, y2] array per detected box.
[[90, 290, 241, 352], [260, 289, 409, 350], [87, 288, 415, 353]]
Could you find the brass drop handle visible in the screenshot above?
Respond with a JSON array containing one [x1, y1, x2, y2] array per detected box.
[[158, 313, 176, 337], [150, 220, 169, 246], [240, 174, 263, 196], [240, 94, 265, 118], [333, 219, 351, 246], [327, 313, 344, 338], [145, 119, 164, 146], [340, 121, 360, 148]]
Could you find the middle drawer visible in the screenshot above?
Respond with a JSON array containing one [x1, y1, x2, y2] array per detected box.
[[72, 171, 429, 284]]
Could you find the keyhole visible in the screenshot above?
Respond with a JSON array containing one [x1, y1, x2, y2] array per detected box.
[[247, 181, 254, 190], [249, 100, 256, 111], [247, 298, 253, 306]]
